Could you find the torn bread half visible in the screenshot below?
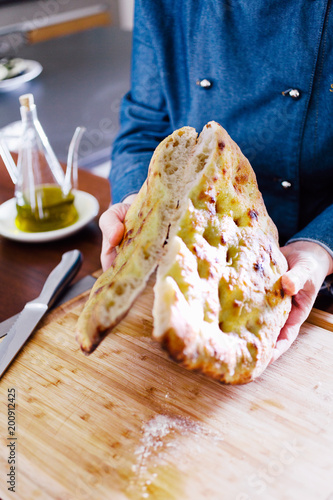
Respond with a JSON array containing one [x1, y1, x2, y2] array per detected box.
[[152, 122, 291, 384], [76, 126, 202, 353]]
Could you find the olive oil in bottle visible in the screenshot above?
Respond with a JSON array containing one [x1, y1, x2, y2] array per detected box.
[[15, 184, 78, 232], [14, 94, 79, 233]]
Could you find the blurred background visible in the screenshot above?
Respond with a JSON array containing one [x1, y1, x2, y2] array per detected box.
[[0, 0, 135, 178]]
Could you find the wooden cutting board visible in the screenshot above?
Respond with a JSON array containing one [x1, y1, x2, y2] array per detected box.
[[1, 275, 333, 500]]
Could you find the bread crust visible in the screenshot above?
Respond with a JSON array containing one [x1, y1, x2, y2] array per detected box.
[[76, 126, 198, 353], [153, 122, 291, 384]]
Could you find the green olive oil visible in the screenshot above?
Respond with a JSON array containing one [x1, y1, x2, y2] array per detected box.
[[15, 184, 78, 232]]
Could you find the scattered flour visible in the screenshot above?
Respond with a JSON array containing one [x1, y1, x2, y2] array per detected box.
[[129, 414, 223, 499]]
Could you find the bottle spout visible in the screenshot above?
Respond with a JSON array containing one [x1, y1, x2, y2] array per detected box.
[[63, 126, 86, 195], [0, 136, 18, 184]]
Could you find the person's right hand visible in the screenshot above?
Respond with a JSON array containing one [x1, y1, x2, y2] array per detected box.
[[99, 194, 137, 271]]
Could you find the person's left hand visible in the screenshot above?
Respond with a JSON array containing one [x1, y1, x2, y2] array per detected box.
[[270, 240, 333, 363]]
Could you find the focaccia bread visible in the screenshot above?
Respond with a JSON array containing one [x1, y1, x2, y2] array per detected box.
[[76, 120, 291, 384], [76, 126, 201, 353], [153, 122, 291, 383]]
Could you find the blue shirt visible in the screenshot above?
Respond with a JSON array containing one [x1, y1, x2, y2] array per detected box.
[[110, 0, 333, 254]]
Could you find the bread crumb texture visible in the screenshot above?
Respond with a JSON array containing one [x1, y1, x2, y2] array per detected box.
[[153, 122, 291, 384]]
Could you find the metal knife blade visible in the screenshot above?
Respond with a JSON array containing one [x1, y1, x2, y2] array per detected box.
[[0, 274, 96, 339], [0, 249, 82, 378]]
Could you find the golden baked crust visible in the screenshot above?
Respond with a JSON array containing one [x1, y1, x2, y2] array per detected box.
[[76, 126, 199, 353], [153, 122, 291, 384]]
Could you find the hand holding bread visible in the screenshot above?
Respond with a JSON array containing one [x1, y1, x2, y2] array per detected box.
[[271, 240, 333, 363], [99, 194, 137, 271]]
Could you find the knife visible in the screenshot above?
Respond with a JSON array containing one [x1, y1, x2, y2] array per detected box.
[[0, 249, 82, 378], [0, 274, 96, 339]]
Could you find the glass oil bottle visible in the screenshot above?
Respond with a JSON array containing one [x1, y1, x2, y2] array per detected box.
[[14, 94, 79, 232]]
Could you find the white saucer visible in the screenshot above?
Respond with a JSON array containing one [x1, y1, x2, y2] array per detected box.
[[0, 60, 43, 92], [0, 190, 99, 242]]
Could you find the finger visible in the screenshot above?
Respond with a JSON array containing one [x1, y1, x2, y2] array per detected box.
[[99, 203, 130, 247], [281, 265, 309, 296], [101, 237, 117, 271], [99, 203, 131, 271], [270, 323, 300, 363], [269, 288, 313, 364]]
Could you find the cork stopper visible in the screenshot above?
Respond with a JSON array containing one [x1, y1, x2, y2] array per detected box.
[[19, 93, 35, 110]]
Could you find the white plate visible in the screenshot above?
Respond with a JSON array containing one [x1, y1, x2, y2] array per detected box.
[[0, 60, 43, 92], [0, 190, 99, 242]]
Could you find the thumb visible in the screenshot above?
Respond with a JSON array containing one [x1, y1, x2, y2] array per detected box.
[[99, 203, 131, 271], [99, 203, 130, 247], [281, 263, 309, 296]]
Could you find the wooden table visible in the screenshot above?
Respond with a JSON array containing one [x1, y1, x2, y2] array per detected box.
[[0, 157, 111, 322]]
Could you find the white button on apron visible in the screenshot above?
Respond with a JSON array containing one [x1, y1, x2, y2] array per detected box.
[[196, 78, 213, 88], [281, 180, 292, 189], [282, 88, 301, 99]]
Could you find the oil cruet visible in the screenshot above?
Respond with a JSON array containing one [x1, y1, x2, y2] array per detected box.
[[0, 93, 85, 232]]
